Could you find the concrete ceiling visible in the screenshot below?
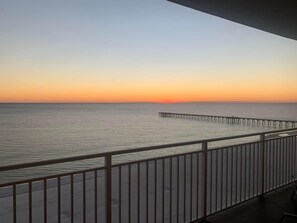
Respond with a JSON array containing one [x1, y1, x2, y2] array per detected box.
[[168, 0, 297, 41]]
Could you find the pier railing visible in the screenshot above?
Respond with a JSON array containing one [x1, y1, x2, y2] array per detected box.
[[159, 112, 297, 128], [0, 128, 297, 223]]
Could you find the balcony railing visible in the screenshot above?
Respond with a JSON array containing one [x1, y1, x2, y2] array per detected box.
[[0, 128, 296, 223]]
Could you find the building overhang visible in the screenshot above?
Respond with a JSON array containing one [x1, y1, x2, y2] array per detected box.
[[168, 0, 297, 41]]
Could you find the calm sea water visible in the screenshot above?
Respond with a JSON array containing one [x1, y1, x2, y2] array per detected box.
[[0, 103, 296, 182]]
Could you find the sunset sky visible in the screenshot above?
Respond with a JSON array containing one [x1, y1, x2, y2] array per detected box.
[[1, 0, 297, 103]]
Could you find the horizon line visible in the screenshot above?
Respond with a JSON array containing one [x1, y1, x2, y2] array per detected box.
[[0, 101, 297, 104]]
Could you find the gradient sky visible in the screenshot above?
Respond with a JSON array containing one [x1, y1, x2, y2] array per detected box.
[[1, 0, 297, 103]]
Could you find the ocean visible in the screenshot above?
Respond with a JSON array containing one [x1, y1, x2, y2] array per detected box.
[[1, 102, 297, 164], [0, 103, 296, 182]]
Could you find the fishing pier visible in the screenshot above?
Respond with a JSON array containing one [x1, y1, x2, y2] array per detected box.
[[159, 112, 297, 128]]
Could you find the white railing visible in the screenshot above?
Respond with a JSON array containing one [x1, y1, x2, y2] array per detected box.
[[0, 128, 296, 223]]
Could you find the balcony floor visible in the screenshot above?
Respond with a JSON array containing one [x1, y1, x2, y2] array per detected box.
[[206, 184, 297, 223]]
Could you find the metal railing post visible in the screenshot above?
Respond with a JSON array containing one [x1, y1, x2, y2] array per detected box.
[[105, 154, 112, 223], [259, 134, 265, 199], [202, 141, 208, 222]]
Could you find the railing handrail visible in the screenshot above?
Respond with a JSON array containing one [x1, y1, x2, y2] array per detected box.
[[0, 127, 296, 172]]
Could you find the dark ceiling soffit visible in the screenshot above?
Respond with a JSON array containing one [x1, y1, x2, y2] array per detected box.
[[168, 0, 297, 41]]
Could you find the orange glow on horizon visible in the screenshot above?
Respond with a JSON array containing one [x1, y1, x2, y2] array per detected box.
[[1, 85, 296, 103], [1, 70, 297, 103]]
